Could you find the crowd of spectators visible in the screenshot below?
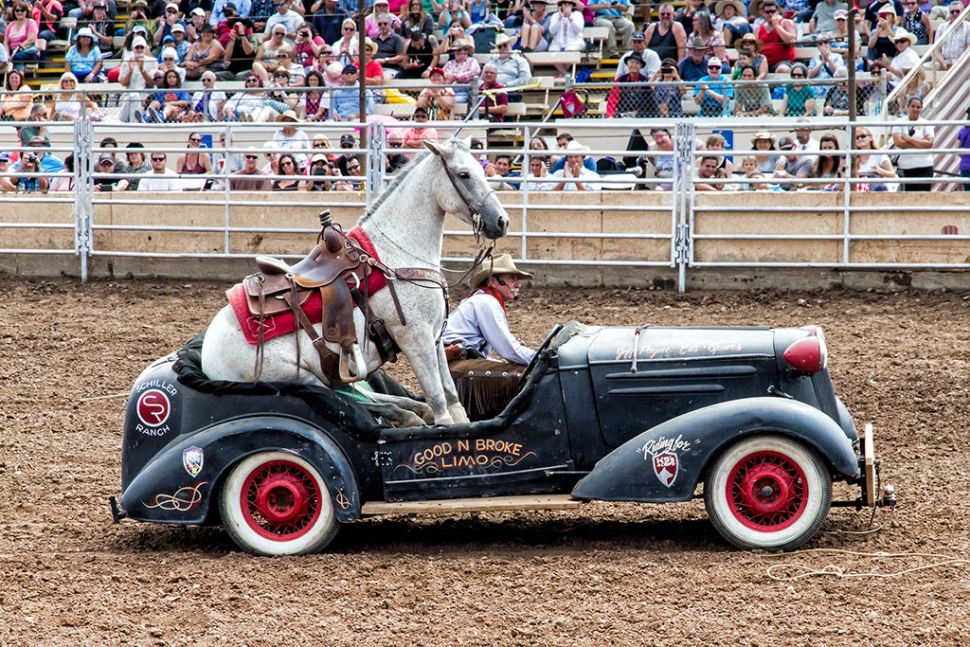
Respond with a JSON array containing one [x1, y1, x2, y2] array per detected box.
[[0, 0, 963, 127], [0, 0, 965, 194]]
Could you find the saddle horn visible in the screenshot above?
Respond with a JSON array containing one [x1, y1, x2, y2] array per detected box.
[[317, 210, 344, 255]]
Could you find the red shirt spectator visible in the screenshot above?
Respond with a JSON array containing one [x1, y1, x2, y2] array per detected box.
[[478, 65, 509, 123]]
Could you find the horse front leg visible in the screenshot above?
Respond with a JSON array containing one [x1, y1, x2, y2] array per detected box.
[[406, 335, 455, 426], [436, 341, 469, 424]]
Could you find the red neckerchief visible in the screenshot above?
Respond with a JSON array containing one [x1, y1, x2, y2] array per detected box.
[[475, 286, 506, 313]]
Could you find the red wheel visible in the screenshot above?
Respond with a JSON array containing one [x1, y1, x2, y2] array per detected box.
[[705, 436, 831, 551], [220, 452, 339, 556]]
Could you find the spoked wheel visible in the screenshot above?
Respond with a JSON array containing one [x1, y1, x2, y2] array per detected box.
[[705, 436, 831, 551], [219, 451, 339, 556]]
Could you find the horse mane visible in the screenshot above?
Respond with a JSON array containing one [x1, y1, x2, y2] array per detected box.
[[360, 149, 433, 223]]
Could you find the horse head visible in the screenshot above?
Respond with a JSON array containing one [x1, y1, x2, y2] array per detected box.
[[425, 138, 509, 240]]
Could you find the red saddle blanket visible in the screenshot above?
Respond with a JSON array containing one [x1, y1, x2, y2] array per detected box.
[[227, 226, 386, 346], [227, 284, 323, 345]]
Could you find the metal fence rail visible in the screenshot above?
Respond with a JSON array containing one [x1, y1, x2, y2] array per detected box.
[[0, 116, 967, 290]]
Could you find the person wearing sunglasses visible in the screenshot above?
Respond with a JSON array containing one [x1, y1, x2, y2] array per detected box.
[[371, 12, 405, 77], [262, 0, 302, 43], [899, 0, 932, 45], [118, 35, 160, 123], [693, 56, 733, 117], [51, 71, 105, 122], [932, 2, 970, 71], [884, 28, 919, 81], [852, 127, 897, 192], [333, 18, 358, 67], [230, 146, 273, 191], [782, 62, 814, 116], [174, 133, 214, 181], [137, 152, 181, 192], [7, 2, 43, 73], [755, 0, 797, 74]]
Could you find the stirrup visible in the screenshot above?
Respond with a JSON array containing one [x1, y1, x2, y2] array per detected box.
[[339, 343, 366, 383]]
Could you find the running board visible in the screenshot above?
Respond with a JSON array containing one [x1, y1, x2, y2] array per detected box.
[[361, 494, 582, 516]]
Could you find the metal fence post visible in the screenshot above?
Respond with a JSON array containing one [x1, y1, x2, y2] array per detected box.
[[673, 120, 695, 293], [367, 121, 382, 203], [75, 120, 94, 282]]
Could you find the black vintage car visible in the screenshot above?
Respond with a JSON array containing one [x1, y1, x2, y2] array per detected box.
[[112, 322, 892, 555]]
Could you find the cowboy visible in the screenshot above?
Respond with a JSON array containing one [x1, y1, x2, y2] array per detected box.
[[488, 33, 531, 93], [442, 254, 536, 420]]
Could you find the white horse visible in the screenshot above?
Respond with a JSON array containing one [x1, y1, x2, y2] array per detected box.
[[201, 139, 509, 426]]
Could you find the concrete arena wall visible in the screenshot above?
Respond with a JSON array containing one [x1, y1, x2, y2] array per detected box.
[[1, 191, 967, 291]]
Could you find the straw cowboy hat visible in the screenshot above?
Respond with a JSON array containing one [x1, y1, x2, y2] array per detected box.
[[715, 0, 746, 17], [493, 32, 513, 47], [364, 38, 378, 54], [471, 254, 534, 288], [276, 109, 301, 123], [894, 28, 917, 45], [562, 140, 591, 153], [751, 130, 776, 145], [735, 32, 764, 54]]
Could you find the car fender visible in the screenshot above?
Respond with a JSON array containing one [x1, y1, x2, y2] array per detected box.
[[571, 397, 859, 503], [120, 415, 361, 525]]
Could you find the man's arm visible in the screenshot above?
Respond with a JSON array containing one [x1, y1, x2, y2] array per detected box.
[[474, 297, 535, 364]]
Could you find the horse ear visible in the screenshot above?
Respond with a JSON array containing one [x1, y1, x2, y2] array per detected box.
[[423, 140, 443, 156]]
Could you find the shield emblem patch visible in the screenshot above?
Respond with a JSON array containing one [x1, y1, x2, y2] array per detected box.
[[183, 446, 204, 478], [653, 451, 678, 487]]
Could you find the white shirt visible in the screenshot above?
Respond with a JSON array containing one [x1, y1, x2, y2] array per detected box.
[[523, 172, 556, 191], [551, 166, 601, 191], [264, 10, 303, 44], [137, 168, 181, 191], [442, 290, 535, 365], [892, 117, 935, 169], [889, 47, 920, 78]]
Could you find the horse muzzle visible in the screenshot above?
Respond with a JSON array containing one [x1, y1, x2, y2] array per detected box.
[[477, 195, 509, 240]]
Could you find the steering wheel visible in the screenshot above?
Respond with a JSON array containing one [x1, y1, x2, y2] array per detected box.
[[518, 324, 563, 388]]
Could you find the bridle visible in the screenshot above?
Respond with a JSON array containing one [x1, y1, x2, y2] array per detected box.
[[438, 150, 500, 239]]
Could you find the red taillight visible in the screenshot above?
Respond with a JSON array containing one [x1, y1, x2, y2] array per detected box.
[[784, 326, 828, 374]]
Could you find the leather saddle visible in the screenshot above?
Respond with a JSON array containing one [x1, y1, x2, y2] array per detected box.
[[243, 213, 371, 384]]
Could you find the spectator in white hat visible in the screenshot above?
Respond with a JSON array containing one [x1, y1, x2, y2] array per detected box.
[[118, 35, 159, 123], [153, 2, 185, 48], [65, 27, 106, 83], [884, 28, 919, 80]]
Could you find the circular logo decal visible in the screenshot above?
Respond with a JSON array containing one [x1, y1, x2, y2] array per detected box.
[[137, 389, 171, 427]]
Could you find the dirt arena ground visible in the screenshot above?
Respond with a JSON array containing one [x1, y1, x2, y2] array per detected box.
[[1, 276, 968, 646]]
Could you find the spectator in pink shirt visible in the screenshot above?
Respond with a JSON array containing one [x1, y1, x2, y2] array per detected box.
[[402, 107, 439, 149]]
